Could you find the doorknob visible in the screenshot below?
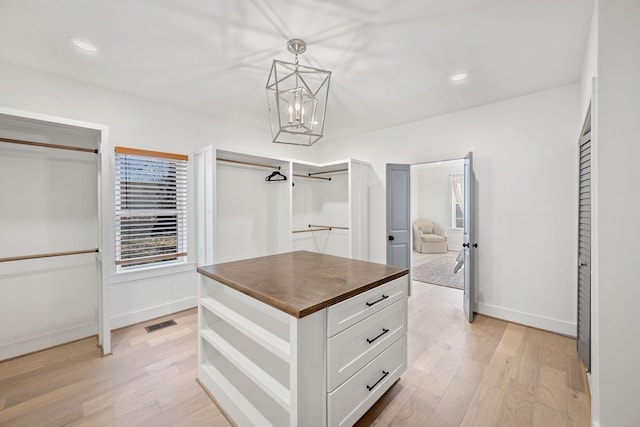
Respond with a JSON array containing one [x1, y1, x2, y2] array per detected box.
[[462, 243, 469, 248], [473, 243, 478, 248], [388, 236, 395, 241]]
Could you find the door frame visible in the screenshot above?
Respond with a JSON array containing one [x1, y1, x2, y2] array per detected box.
[[394, 152, 476, 317], [463, 152, 475, 322], [577, 105, 592, 372]]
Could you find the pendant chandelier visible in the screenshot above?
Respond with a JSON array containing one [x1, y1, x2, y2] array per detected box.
[[266, 39, 331, 146]]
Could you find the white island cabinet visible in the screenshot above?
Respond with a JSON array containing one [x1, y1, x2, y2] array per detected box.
[[197, 251, 409, 427]]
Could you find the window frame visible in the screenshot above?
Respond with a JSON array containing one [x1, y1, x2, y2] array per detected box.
[[114, 146, 188, 271]]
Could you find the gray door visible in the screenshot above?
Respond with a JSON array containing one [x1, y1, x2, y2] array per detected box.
[[577, 129, 591, 372], [386, 164, 410, 270], [463, 152, 476, 323]]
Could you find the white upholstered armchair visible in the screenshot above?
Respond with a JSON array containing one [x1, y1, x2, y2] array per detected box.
[[413, 220, 448, 254]]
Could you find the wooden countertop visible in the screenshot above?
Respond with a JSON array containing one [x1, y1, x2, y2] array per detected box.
[[197, 251, 408, 318]]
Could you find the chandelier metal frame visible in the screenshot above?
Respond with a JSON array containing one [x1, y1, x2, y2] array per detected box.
[[266, 39, 331, 146]]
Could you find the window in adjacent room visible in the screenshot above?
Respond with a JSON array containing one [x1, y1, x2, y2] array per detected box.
[[115, 147, 188, 269], [450, 174, 464, 229]]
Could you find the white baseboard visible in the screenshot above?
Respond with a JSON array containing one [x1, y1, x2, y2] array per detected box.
[[1, 298, 198, 361], [0, 322, 97, 362], [110, 297, 197, 330], [476, 303, 576, 337]]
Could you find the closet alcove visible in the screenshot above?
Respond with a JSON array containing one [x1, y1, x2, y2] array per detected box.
[[0, 109, 110, 360], [195, 147, 370, 265], [214, 150, 291, 264]]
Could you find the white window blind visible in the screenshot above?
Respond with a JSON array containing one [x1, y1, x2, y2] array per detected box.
[[115, 147, 188, 268]]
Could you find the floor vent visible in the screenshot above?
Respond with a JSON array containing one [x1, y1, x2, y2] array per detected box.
[[145, 319, 177, 333]]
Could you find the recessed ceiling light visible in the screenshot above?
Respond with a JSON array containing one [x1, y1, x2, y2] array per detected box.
[[70, 38, 98, 53], [450, 72, 468, 82]]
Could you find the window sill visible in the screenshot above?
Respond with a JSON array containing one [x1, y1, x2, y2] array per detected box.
[[110, 261, 196, 285]]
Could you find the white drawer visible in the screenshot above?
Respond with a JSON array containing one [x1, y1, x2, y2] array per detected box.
[[327, 275, 408, 337], [328, 336, 407, 427], [327, 299, 406, 391]]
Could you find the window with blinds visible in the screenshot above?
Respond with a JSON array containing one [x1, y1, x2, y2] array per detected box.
[[115, 147, 188, 269]]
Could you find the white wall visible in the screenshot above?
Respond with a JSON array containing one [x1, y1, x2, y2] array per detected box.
[[292, 171, 350, 258], [411, 161, 464, 250], [594, 1, 640, 425], [581, 1, 598, 119], [216, 159, 291, 263], [315, 84, 582, 335], [0, 60, 318, 341]]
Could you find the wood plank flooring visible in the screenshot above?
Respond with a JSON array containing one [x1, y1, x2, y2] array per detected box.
[[0, 282, 589, 426]]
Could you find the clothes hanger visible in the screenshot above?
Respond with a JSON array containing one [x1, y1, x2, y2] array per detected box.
[[265, 170, 287, 182]]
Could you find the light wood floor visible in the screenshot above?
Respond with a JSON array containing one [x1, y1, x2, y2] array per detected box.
[[0, 283, 589, 426]]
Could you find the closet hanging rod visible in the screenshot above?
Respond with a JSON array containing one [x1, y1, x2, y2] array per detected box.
[[216, 157, 281, 170], [292, 228, 330, 233], [0, 137, 98, 154], [291, 225, 350, 233], [292, 173, 331, 181], [307, 168, 348, 176], [0, 248, 99, 263], [308, 224, 349, 230]]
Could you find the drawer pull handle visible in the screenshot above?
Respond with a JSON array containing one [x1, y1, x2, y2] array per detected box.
[[366, 370, 390, 392], [366, 328, 390, 344], [366, 294, 389, 307]]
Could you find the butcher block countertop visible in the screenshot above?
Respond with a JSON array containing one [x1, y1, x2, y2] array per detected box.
[[197, 250, 408, 318]]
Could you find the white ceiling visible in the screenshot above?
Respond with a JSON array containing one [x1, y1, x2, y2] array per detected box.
[[0, 0, 594, 142]]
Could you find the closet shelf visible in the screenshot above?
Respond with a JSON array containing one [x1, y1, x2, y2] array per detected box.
[[200, 297, 290, 362], [199, 363, 274, 426], [201, 328, 291, 411]]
